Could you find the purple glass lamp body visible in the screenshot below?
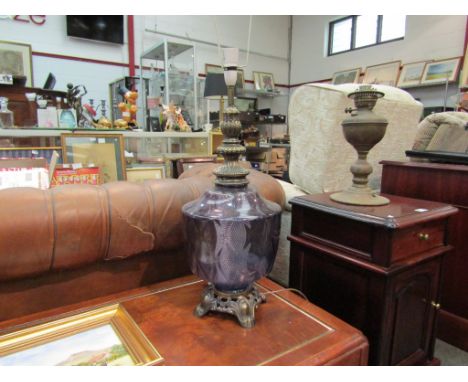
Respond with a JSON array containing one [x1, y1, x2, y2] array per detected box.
[[183, 184, 281, 293]]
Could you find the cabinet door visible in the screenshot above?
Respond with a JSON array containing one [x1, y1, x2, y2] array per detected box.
[[387, 259, 441, 365]]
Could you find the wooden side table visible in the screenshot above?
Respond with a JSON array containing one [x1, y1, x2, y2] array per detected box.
[[288, 193, 458, 365], [0, 275, 368, 366], [381, 160, 468, 351]]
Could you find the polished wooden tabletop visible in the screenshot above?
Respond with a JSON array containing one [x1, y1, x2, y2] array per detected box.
[[0, 275, 368, 366]]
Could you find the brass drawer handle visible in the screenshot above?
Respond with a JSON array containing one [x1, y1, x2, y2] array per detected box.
[[431, 301, 441, 310], [418, 233, 430, 241]]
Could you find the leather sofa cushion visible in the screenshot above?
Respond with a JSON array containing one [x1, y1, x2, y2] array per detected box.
[[0, 171, 283, 282]]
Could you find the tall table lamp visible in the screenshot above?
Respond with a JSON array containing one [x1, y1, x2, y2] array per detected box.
[[183, 48, 282, 328], [204, 72, 228, 128]]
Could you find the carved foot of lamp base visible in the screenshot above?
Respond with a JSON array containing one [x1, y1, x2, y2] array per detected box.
[[194, 284, 266, 328]]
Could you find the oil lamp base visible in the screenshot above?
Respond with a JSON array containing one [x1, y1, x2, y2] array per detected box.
[[330, 187, 390, 206], [194, 284, 266, 329]]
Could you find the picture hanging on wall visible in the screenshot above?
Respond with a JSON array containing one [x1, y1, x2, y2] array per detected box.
[[420, 57, 461, 85], [460, 50, 468, 88], [397, 61, 428, 88], [253, 71, 275, 92], [331, 68, 361, 85], [362, 61, 401, 86], [205, 64, 244, 89], [0, 40, 33, 87]]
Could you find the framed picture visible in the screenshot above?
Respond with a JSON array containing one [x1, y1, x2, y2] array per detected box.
[[126, 165, 167, 182], [0, 304, 163, 366], [332, 68, 361, 85], [234, 96, 257, 112], [61, 133, 126, 183], [459, 50, 468, 88], [253, 71, 275, 91], [421, 57, 461, 85], [362, 61, 401, 86], [175, 155, 218, 178], [205, 63, 244, 89], [397, 61, 428, 88], [0, 40, 33, 87]]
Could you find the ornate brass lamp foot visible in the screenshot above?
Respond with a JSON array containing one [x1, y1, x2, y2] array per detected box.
[[194, 284, 266, 329]]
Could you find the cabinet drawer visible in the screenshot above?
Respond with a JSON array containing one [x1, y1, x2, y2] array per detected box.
[[392, 220, 445, 262]]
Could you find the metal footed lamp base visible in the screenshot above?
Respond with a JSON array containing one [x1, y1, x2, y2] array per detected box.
[[194, 284, 266, 329], [330, 187, 390, 206]]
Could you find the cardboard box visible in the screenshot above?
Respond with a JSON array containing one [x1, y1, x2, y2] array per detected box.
[[37, 107, 59, 128], [0, 158, 50, 190], [50, 166, 101, 187], [0, 167, 49, 190], [0, 158, 48, 169]]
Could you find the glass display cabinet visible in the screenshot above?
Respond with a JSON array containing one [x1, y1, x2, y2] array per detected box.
[[0, 129, 213, 178], [140, 39, 200, 132]]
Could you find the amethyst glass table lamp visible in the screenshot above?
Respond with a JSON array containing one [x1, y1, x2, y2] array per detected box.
[[182, 48, 282, 328]]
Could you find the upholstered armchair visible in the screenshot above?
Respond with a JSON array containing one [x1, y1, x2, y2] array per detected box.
[[411, 111, 468, 153], [287, 83, 424, 195]]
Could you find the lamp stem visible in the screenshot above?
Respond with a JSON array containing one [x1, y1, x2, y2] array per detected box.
[[219, 96, 224, 124], [227, 85, 235, 107]]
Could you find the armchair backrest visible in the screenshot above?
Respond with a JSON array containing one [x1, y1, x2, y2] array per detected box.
[[288, 83, 423, 194]]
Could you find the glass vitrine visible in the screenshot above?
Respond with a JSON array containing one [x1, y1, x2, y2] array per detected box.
[[140, 39, 199, 132]]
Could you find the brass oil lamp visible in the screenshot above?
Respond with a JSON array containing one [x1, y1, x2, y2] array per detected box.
[[330, 85, 390, 206]]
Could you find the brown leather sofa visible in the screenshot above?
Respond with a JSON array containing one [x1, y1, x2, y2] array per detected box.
[[0, 166, 285, 323]]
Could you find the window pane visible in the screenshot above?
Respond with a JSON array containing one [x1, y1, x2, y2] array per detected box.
[[355, 15, 378, 48], [381, 15, 406, 41], [331, 18, 352, 54]]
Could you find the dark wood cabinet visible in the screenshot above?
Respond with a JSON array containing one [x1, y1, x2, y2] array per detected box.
[[0, 84, 66, 127], [381, 160, 468, 351], [288, 193, 457, 365]]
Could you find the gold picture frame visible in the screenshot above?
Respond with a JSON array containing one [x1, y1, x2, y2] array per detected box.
[[331, 67, 361, 85], [126, 165, 167, 182], [0, 40, 33, 87], [61, 133, 126, 183], [205, 63, 245, 89], [362, 61, 401, 86], [253, 71, 275, 91], [0, 304, 163, 366]]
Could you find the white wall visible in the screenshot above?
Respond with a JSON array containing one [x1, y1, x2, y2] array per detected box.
[[290, 15, 466, 107], [0, 16, 128, 104], [0, 15, 291, 119], [135, 15, 291, 115]]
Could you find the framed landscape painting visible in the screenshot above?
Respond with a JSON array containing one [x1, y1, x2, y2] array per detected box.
[[362, 61, 401, 86], [397, 61, 428, 88], [0, 304, 162, 366], [332, 68, 361, 85], [421, 57, 461, 85]]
